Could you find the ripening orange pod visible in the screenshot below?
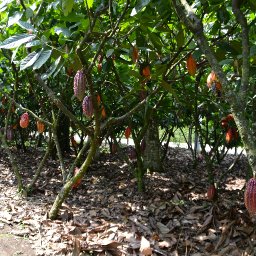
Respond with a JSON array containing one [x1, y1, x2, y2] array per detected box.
[[101, 106, 106, 119], [207, 71, 217, 88], [142, 65, 150, 77], [186, 54, 197, 77], [132, 46, 139, 63], [20, 112, 29, 128], [36, 120, 45, 133]]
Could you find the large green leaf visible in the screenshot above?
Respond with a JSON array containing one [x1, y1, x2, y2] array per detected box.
[[20, 50, 42, 70], [0, 0, 14, 12], [84, 0, 93, 9], [0, 34, 36, 49], [41, 56, 62, 80], [33, 50, 52, 70], [131, 0, 151, 16], [7, 11, 22, 27], [17, 20, 35, 32], [62, 0, 74, 16]]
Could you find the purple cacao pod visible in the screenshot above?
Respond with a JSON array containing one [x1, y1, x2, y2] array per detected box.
[[245, 178, 256, 215], [82, 95, 93, 117], [6, 126, 14, 141], [73, 70, 86, 101]]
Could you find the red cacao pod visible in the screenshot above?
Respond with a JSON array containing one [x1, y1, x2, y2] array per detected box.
[[19, 112, 29, 128], [73, 70, 86, 101], [244, 178, 256, 215], [36, 120, 45, 133], [82, 95, 93, 117], [186, 54, 197, 77], [125, 127, 131, 139], [72, 167, 82, 189], [207, 185, 217, 201]]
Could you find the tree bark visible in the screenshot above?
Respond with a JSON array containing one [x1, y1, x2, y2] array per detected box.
[[143, 118, 163, 173]]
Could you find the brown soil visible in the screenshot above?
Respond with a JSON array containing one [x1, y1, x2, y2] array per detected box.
[[0, 146, 254, 256]]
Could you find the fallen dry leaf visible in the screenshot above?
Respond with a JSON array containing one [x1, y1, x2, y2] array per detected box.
[[140, 236, 152, 255]]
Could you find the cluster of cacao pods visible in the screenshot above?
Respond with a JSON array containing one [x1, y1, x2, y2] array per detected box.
[[221, 114, 239, 145], [207, 71, 222, 95], [244, 178, 256, 215], [186, 54, 197, 77]]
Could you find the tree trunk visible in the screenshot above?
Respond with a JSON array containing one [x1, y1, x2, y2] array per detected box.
[[56, 111, 70, 153], [143, 119, 163, 173]]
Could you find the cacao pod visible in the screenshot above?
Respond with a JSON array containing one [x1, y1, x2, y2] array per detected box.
[[73, 70, 86, 101], [82, 96, 94, 117], [6, 126, 14, 141], [72, 167, 82, 189], [186, 54, 197, 77], [207, 71, 222, 94], [207, 185, 217, 201], [142, 65, 150, 77], [101, 106, 106, 119], [244, 178, 256, 215], [19, 112, 29, 128], [225, 127, 238, 144], [125, 127, 131, 139], [36, 120, 45, 133], [207, 71, 217, 87], [132, 46, 139, 63]]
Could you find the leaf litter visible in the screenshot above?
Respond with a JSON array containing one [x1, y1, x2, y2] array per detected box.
[[0, 146, 255, 255]]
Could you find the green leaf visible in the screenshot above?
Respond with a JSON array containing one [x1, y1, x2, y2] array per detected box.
[[131, 0, 151, 16], [25, 40, 41, 48], [0, 0, 14, 12], [62, 0, 74, 16], [106, 49, 114, 58], [7, 11, 22, 27], [0, 34, 36, 49], [33, 50, 52, 70], [20, 50, 42, 70], [17, 20, 35, 32], [84, 0, 93, 9], [41, 56, 62, 80]]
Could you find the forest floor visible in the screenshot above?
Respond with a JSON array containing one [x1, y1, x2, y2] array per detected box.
[[0, 145, 255, 256]]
